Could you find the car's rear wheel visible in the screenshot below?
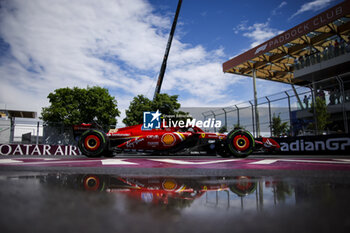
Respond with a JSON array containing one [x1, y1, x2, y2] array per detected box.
[[78, 129, 108, 157], [226, 129, 255, 158]]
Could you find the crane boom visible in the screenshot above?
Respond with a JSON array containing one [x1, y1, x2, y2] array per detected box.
[[153, 0, 182, 101]]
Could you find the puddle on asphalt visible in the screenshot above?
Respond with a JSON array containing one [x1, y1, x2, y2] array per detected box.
[[1, 173, 350, 233]]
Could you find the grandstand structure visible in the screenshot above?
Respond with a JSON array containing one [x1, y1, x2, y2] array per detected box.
[[222, 0, 350, 135]]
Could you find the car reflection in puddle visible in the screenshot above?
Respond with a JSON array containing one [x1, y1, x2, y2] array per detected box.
[[1, 173, 350, 233], [78, 174, 258, 206]]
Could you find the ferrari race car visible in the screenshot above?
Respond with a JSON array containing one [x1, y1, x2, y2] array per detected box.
[[75, 124, 280, 158]]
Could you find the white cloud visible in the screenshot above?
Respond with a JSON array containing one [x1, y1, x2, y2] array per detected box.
[[233, 1, 290, 48], [272, 1, 287, 15], [234, 21, 284, 48], [0, 0, 240, 125], [244, 22, 283, 48], [289, 0, 334, 20], [0, 0, 165, 105], [165, 62, 242, 101]]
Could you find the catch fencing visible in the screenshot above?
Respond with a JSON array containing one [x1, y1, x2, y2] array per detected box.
[[0, 119, 74, 145], [0, 118, 118, 145], [202, 75, 350, 137]]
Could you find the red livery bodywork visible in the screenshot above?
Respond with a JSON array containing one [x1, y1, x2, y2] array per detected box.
[[76, 124, 280, 158]]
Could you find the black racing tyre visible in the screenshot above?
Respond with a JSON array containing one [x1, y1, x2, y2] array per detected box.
[[82, 175, 106, 191], [226, 129, 255, 158], [78, 129, 108, 157]]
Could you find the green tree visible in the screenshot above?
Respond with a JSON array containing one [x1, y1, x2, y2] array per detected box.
[[152, 93, 181, 115], [123, 93, 186, 126], [270, 113, 289, 137], [123, 95, 153, 126], [308, 96, 331, 133], [41, 86, 120, 127]]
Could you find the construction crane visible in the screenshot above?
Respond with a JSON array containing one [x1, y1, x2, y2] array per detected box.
[[153, 0, 182, 101]]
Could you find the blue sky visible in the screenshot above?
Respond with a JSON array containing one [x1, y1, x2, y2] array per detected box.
[[0, 0, 343, 125]]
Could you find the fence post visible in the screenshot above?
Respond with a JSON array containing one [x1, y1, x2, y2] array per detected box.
[[266, 96, 272, 137], [222, 108, 227, 129], [285, 91, 293, 136], [36, 121, 40, 145], [249, 101, 255, 137], [211, 110, 216, 132], [310, 83, 318, 135], [336, 76, 348, 133], [10, 117, 15, 143], [252, 69, 260, 137], [235, 105, 240, 127], [291, 84, 304, 110]]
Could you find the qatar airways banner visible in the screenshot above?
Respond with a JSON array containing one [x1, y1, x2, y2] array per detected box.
[[273, 134, 350, 155], [0, 144, 82, 156]]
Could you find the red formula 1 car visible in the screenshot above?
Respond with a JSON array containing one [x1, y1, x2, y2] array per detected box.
[[76, 124, 280, 158]]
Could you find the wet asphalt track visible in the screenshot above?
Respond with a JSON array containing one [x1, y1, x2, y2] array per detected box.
[[1, 154, 350, 233]]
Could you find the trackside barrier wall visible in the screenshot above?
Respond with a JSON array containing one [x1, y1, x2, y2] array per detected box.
[[271, 134, 350, 155], [0, 144, 82, 156]]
